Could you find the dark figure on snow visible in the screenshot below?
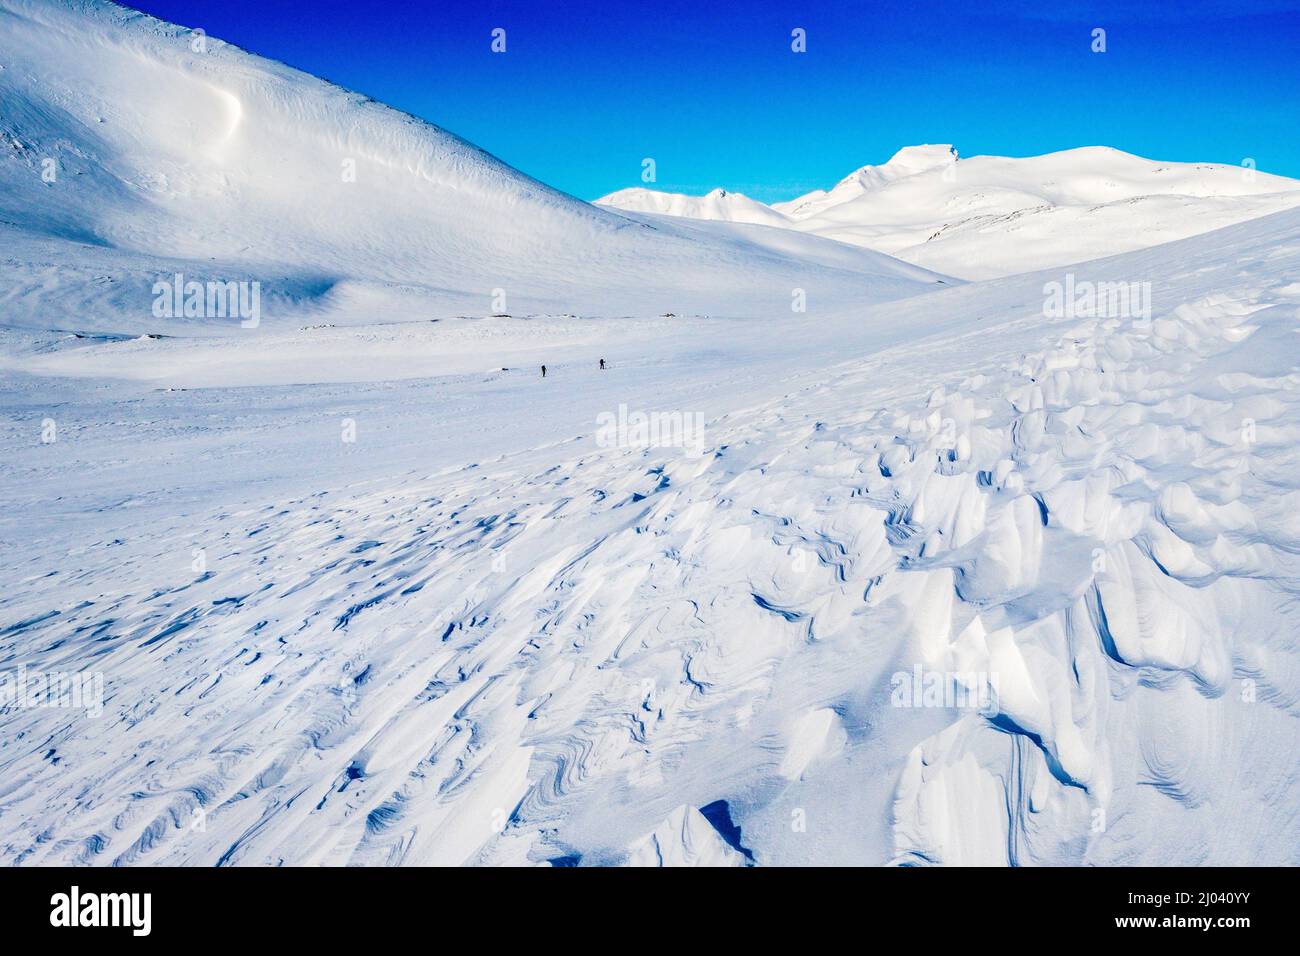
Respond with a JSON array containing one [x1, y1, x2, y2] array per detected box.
[[599, 358, 606, 370], [541, 365, 547, 378]]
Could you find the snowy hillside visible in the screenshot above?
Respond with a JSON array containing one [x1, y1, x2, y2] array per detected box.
[[599, 145, 1300, 280], [2, 0, 1299, 869], [0, 0, 942, 339]]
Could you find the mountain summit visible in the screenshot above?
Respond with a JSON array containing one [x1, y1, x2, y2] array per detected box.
[[599, 144, 1300, 279]]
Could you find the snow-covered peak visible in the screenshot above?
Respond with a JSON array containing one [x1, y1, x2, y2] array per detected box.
[[777, 145, 959, 220], [885, 143, 958, 171], [790, 145, 1300, 278], [601, 143, 1300, 280], [835, 144, 958, 190], [596, 186, 791, 229]]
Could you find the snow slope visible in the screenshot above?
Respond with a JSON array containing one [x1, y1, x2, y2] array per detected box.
[[0, 0, 943, 340], [3, 205, 1298, 866], [599, 145, 1300, 280]]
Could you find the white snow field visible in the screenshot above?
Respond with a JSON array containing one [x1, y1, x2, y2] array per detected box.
[[600, 144, 1300, 280], [2, 0, 1300, 867]]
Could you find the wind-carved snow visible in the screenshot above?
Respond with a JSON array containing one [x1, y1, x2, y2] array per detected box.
[[625, 806, 748, 867], [3, 207, 1299, 865]]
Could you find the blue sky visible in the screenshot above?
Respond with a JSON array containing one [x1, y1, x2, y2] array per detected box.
[[129, 0, 1300, 201]]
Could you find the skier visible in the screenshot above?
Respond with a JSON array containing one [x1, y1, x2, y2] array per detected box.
[[599, 358, 606, 370], [541, 364, 546, 378]]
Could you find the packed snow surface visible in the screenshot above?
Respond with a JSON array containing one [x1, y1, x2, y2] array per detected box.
[[1, 0, 1299, 866]]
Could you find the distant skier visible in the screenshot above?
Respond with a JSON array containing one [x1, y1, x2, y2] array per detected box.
[[541, 365, 547, 378], [599, 358, 606, 370]]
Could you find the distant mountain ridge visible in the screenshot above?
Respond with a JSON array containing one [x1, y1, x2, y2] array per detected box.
[[598, 144, 1300, 279]]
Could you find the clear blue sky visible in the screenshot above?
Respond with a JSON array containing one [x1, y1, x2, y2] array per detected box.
[[128, 0, 1300, 201]]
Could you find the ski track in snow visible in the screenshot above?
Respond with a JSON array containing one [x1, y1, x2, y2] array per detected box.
[[3, 232, 1299, 866]]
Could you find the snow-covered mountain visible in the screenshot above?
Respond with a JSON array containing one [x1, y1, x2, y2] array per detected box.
[[0, 0, 942, 339], [599, 144, 1300, 280], [772, 144, 962, 219], [599, 186, 792, 229], [2, 0, 1299, 870]]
